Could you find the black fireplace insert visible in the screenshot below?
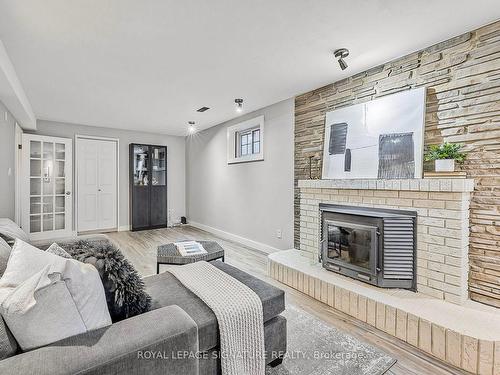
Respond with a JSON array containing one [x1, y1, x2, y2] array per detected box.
[[320, 204, 416, 290]]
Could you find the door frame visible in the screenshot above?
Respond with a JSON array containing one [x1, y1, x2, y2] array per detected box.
[[75, 135, 120, 234], [14, 122, 23, 225], [21, 133, 74, 240]]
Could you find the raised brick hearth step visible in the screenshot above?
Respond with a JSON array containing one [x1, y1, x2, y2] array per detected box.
[[269, 250, 500, 375]]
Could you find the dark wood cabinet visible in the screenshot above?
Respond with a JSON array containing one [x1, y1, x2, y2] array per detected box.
[[129, 144, 167, 231]]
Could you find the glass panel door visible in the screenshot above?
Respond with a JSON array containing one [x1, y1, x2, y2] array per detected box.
[[23, 135, 72, 239], [40, 142, 55, 233], [133, 145, 149, 186], [29, 140, 42, 233], [54, 142, 66, 230], [151, 146, 166, 186]]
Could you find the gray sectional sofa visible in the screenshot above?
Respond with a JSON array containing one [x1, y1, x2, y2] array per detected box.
[[0, 247, 286, 375]]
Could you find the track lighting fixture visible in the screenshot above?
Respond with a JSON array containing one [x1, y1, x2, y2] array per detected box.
[[235, 98, 243, 112], [334, 48, 349, 70]]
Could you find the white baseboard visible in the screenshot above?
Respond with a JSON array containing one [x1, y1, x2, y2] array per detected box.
[[188, 221, 280, 255], [118, 225, 131, 232]]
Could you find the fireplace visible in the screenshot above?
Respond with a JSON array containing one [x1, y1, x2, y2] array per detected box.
[[320, 204, 416, 290]]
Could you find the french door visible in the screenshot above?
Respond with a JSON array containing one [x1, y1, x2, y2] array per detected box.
[[22, 134, 73, 240]]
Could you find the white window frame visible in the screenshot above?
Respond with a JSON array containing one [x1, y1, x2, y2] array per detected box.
[[227, 115, 264, 164], [236, 127, 261, 157]]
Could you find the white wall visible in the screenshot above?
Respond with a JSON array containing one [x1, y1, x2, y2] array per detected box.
[[186, 98, 294, 252], [33, 120, 186, 230], [0, 100, 17, 220]]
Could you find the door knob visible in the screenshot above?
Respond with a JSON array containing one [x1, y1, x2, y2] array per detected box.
[[98, 188, 102, 192], [65, 191, 71, 195]]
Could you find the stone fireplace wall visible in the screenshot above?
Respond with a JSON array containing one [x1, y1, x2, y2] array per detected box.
[[298, 179, 474, 305], [294, 21, 500, 307]]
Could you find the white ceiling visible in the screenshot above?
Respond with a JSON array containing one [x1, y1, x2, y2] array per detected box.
[[0, 1, 498, 136]]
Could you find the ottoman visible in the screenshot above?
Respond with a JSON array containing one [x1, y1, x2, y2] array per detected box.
[[157, 240, 225, 273]]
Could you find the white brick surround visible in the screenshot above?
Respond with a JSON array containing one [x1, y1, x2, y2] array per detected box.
[[298, 179, 474, 305]]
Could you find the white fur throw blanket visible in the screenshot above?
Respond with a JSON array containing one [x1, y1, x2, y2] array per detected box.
[[169, 261, 265, 375]]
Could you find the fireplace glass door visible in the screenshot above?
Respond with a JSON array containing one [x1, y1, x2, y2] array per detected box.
[[324, 220, 377, 275]]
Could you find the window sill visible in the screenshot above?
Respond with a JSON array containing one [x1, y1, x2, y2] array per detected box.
[[227, 154, 264, 164]]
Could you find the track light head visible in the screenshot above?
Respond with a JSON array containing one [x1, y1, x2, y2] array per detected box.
[[334, 48, 349, 70], [235, 98, 243, 112]]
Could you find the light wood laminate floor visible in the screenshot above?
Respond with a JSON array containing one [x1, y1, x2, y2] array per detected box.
[[108, 226, 466, 375]]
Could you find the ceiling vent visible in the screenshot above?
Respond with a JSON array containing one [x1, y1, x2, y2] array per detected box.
[[197, 107, 210, 112]]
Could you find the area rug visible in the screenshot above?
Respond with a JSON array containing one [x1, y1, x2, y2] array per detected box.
[[266, 305, 396, 375]]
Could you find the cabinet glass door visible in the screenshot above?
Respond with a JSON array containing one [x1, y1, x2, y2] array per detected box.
[[133, 145, 149, 186], [151, 146, 166, 186], [23, 135, 72, 239]]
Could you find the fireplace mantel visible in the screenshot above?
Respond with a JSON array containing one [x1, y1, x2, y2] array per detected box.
[[298, 178, 474, 192]]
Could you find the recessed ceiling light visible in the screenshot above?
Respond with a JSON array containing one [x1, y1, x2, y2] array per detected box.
[[188, 121, 196, 134], [197, 106, 210, 112], [235, 98, 243, 113]]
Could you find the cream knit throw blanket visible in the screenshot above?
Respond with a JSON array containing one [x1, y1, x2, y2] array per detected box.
[[169, 261, 265, 375]]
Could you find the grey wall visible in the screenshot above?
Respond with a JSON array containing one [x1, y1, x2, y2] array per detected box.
[[0, 100, 16, 220], [186, 98, 294, 251], [33, 120, 186, 230]]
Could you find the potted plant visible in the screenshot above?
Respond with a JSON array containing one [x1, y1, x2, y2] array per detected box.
[[424, 142, 466, 172]]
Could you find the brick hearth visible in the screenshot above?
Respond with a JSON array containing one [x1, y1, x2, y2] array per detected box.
[[268, 251, 500, 375], [298, 178, 474, 304]]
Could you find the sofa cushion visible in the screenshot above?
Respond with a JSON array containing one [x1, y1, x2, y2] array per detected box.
[[212, 261, 285, 321], [0, 237, 10, 278], [1, 276, 88, 351], [0, 239, 17, 359], [144, 261, 285, 352], [0, 315, 18, 360]]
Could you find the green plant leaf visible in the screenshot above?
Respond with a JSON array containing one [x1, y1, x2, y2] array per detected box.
[[424, 142, 466, 163]]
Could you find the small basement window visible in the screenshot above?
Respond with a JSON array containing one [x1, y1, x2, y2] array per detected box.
[[227, 116, 264, 164], [237, 128, 260, 157]]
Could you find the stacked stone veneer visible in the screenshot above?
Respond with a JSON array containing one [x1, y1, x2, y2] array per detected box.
[[298, 179, 474, 305], [294, 21, 500, 307]]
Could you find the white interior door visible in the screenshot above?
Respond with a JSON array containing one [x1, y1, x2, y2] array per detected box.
[[97, 140, 117, 229], [22, 134, 73, 240], [77, 138, 117, 232]]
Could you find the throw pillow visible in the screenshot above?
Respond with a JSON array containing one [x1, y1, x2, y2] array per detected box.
[[0, 219, 29, 244], [0, 237, 11, 278], [46, 243, 72, 259], [0, 267, 87, 350], [60, 240, 151, 321], [0, 240, 111, 339]]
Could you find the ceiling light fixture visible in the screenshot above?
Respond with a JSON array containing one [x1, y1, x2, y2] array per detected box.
[[235, 98, 244, 113], [334, 48, 349, 70], [188, 121, 196, 134]]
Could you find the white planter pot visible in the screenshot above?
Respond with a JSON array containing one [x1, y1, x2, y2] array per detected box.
[[435, 159, 455, 172]]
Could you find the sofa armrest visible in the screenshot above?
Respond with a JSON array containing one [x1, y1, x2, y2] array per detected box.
[[0, 305, 199, 375]]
